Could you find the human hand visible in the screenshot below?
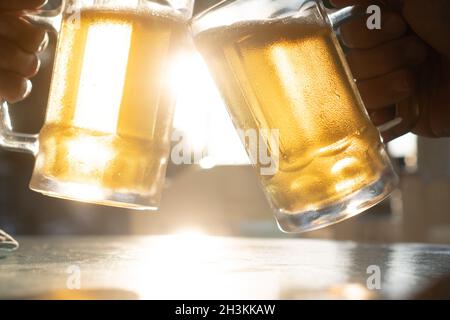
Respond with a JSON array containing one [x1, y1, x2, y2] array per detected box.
[[331, 0, 450, 141], [0, 0, 48, 103]]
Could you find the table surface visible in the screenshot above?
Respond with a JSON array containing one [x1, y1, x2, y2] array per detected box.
[[1, 236, 450, 299]]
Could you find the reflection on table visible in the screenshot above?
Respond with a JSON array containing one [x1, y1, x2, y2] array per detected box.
[[1, 235, 450, 299]]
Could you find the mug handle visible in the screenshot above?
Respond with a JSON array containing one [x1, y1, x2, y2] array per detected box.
[[0, 6, 62, 155], [0, 229, 19, 257], [328, 4, 420, 142]]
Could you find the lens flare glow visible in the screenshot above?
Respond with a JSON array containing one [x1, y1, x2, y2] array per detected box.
[[170, 50, 249, 166]]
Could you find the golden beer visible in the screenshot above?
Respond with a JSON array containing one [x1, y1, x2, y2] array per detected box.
[[30, 8, 185, 208], [195, 19, 391, 215]]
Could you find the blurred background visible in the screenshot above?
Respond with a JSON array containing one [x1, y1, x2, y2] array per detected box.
[[1, 0, 449, 243]]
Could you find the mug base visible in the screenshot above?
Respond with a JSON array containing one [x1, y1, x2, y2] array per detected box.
[[275, 167, 398, 233], [29, 175, 159, 210]]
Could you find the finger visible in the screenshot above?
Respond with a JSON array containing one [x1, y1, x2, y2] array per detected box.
[[369, 106, 396, 126], [0, 14, 48, 53], [0, 37, 40, 77], [0, 70, 32, 103], [381, 116, 414, 142], [346, 35, 428, 80], [357, 68, 417, 109], [403, 0, 450, 59], [382, 130, 404, 143], [0, 0, 47, 11], [339, 11, 407, 49]]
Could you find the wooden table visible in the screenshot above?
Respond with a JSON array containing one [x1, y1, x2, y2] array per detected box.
[[1, 236, 450, 299]]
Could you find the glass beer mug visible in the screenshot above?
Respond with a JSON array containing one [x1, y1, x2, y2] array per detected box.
[[0, 0, 193, 210], [192, 0, 399, 232]]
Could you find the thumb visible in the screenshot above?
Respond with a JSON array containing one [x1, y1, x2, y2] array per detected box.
[[402, 0, 450, 59]]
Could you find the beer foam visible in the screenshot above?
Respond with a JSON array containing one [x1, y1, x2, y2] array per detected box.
[[195, 15, 329, 41], [72, 5, 187, 24]]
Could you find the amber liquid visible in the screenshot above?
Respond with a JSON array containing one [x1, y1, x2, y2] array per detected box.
[[31, 8, 185, 206], [195, 19, 388, 213]]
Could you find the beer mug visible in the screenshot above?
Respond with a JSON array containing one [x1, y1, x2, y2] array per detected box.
[[0, 0, 193, 210], [192, 0, 399, 232]]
